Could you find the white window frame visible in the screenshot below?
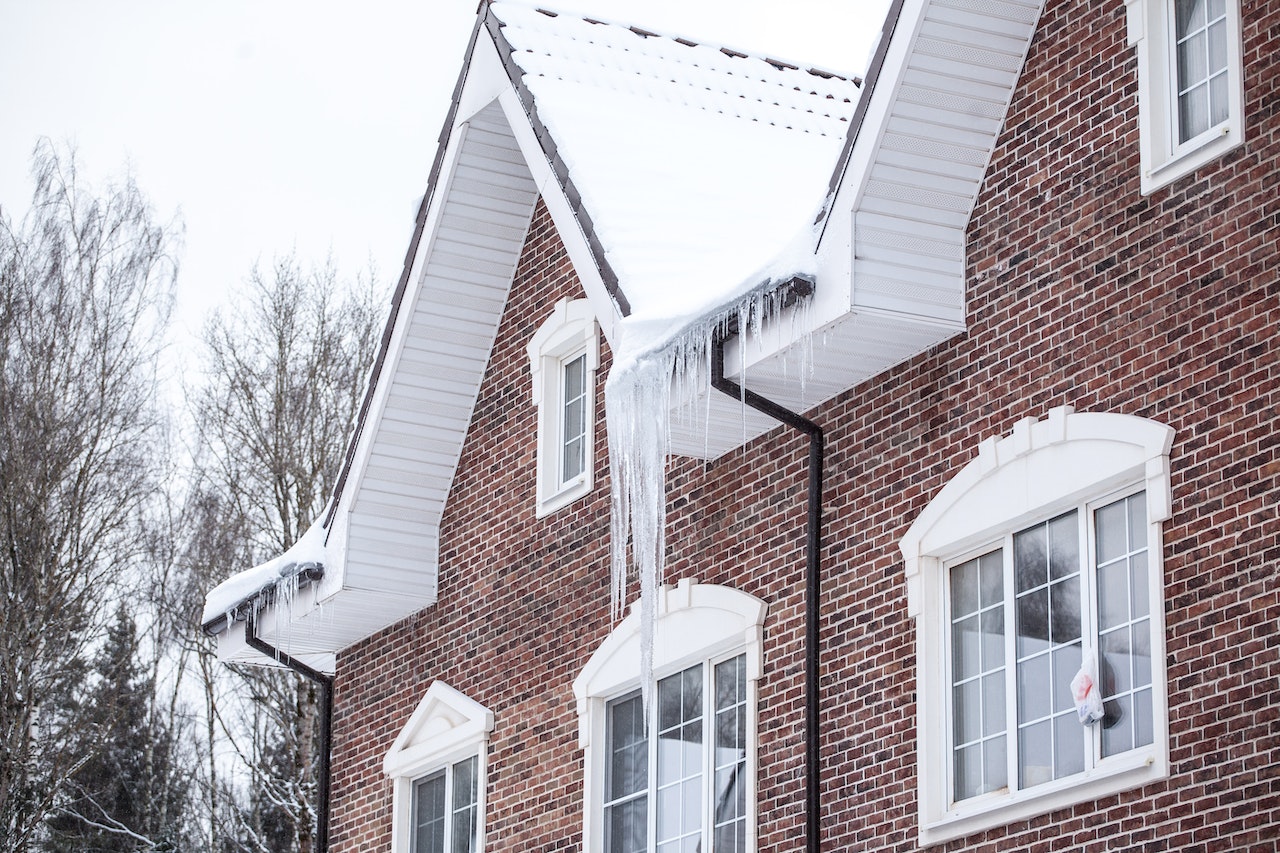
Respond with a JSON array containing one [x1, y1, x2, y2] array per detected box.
[[573, 580, 766, 853], [900, 407, 1174, 846], [1127, 0, 1245, 194], [528, 297, 599, 517], [384, 682, 495, 853]]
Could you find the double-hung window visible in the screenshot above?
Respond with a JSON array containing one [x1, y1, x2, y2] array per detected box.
[[528, 298, 599, 516], [603, 655, 748, 853], [1127, 0, 1244, 192], [410, 756, 480, 853], [575, 580, 766, 853], [901, 407, 1174, 845]]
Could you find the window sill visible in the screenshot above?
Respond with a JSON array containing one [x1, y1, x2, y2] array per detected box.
[[1141, 123, 1241, 195], [919, 750, 1166, 847], [535, 475, 591, 518]]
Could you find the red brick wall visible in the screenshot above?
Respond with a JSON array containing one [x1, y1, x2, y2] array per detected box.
[[331, 0, 1279, 849]]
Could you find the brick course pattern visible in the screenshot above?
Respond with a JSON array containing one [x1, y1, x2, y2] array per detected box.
[[330, 0, 1279, 849]]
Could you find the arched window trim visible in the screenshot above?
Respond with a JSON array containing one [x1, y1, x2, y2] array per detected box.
[[900, 406, 1175, 845], [573, 580, 767, 853]]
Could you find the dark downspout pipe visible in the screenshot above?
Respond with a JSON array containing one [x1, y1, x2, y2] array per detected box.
[[711, 337, 825, 853], [245, 608, 335, 853]]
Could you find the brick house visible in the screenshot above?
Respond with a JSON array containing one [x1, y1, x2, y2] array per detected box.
[[203, 0, 1279, 850]]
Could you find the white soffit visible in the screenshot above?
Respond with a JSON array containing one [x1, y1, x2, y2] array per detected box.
[[675, 0, 1047, 460]]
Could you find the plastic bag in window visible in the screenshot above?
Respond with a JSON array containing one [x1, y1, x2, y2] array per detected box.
[[1071, 660, 1105, 725]]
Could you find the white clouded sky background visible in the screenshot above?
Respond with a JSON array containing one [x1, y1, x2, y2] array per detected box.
[[0, 0, 889, 357]]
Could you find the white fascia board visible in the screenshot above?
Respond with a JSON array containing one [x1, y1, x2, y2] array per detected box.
[[818, 0, 927, 274], [493, 85, 626, 349], [213, 616, 337, 675]]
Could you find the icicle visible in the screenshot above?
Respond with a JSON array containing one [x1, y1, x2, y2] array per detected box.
[[606, 277, 817, 713]]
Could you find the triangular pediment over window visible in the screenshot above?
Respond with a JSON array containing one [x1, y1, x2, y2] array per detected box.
[[383, 682, 495, 779]]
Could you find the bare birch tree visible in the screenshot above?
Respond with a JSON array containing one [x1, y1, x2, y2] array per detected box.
[[0, 142, 178, 851], [188, 257, 382, 852]]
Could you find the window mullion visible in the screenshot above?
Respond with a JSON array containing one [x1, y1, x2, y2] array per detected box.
[[1003, 537, 1018, 796], [1082, 509, 1100, 773], [704, 660, 715, 853]]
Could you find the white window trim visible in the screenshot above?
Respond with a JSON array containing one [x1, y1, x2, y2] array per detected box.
[[384, 681, 495, 853], [1127, 0, 1245, 194], [573, 579, 767, 853], [900, 406, 1174, 847], [528, 297, 599, 517]]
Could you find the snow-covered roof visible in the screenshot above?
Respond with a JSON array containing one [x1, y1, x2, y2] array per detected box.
[[490, 2, 861, 349], [202, 0, 1048, 669]]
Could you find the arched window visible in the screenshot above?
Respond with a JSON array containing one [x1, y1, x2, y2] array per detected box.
[[901, 406, 1174, 845], [573, 580, 766, 853]]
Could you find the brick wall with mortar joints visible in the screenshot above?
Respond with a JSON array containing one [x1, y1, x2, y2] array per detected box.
[[330, 0, 1278, 849]]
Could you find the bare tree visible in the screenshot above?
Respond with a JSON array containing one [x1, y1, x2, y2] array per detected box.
[[0, 142, 178, 851], [188, 257, 382, 852]]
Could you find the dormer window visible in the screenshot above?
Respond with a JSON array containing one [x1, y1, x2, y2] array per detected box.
[[528, 298, 599, 516]]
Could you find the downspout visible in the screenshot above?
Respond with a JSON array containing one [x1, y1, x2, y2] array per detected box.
[[710, 337, 825, 853], [245, 606, 334, 853]]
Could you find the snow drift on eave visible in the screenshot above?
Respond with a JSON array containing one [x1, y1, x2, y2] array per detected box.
[[201, 519, 328, 628]]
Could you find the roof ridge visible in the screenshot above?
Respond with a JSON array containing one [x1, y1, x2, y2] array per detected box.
[[507, 2, 861, 86]]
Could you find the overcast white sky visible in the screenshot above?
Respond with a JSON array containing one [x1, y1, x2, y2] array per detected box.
[[0, 0, 889, 355]]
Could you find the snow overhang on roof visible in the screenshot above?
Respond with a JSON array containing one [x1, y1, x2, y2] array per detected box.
[[201, 0, 1047, 667]]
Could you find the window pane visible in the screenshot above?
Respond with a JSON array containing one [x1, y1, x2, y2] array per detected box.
[[1017, 652, 1051, 723], [1051, 643, 1083, 713], [950, 557, 979, 616], [1096, 500, 1129, 565], [1053, 713, 1085, 779], [564, 353, 585, 397], [1102, 693, 1134, 756], [981, 608, 1004, 672], [1210, 70, 1230, 126], [1019, 720, 1053, 789], [1014, 526, 1047, 593], [1178, 31, 1208, 90], [1208, 19, 1228, 73], [953, 615, 982, 682], [954, 744, 983, 801], [607, 694, 648, 799], [1176, 0, 1206, 38], [980, 551, 1003, 608], [1180, 85, 1210, 140], [607, 796, 648, 853], [1098, 559, 1130, 631], [450, 757, 478, 853], [954, 681, 982, 744], [1016, 588, 1049, 658], [412, 771, 447, 853], [1049, 575, 1081, 645], [1048, 513, 1079, 581], [982, 672, 1005, 734]]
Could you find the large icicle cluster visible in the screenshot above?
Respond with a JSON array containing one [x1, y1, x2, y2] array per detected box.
[[605, 279, 812, 707]]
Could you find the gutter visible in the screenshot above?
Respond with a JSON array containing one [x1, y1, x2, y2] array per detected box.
[[710, 334, 825, 853], [245, 601, 335, 853]]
